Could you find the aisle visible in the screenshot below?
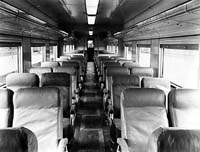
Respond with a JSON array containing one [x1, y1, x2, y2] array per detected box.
[[70, 62, 111, 152]]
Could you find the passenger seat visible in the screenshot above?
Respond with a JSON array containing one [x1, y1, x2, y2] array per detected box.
[[117, 88, 168, 152], [13, 87, 68, 152]]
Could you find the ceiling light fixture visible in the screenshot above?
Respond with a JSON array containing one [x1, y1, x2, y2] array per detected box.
[[89, 31, 93, 35], [87, 16, 96, 25], [86, 0, 99, 15]]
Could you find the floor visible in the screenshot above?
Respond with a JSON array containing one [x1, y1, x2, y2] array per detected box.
[[69, 62, 112, 152]]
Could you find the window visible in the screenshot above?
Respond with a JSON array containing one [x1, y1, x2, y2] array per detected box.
[[50, 45, 57, 61], [138, 47, 151, 67], [31, 46, 44, 67], [163, 48, 199, 88], [127, 47, 132, 60], [0, 46, 20, 86], [88, 40, 94, 48]]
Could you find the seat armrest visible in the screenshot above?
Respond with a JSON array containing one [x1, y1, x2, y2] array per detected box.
[[70, 104, 76, 126], [117, 138, 129, 152], [72, 96, 78, 104], [107, 103, 114, 125], [70, 104, 76, 114], [103, 89, 110, 103], [78, 81, 83, 90], [57, 138, 68, 152]]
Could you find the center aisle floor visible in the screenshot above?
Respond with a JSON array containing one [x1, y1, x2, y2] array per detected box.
[[69, 62, 112, 152]]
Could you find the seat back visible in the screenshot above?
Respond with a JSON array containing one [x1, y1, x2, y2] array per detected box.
[[121, 88, 168, 152], [141, 78, 170, 95], [60, 61, 81, 81], [41, 61, 59, 68], [111, 75, 140, 118], [105, 67, 129, 91], [122, 62, 140, 69], [147, 127, 200, 152], [130, 67, 154, 77], [41, 73, 71, 118], [141, 77, 171, 109], [6, 73, 39, 92], [103, 62, 121, 80], [0, 127, 38, 152], [13, 87, 62, 152], [168, 89, 200, 128], [29, 67, 52, 78], [53, 67, 77, 97], [0, 88, 13, 128]]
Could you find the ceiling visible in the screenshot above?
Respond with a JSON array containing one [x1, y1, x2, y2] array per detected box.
[[2, 0, 163, 39]]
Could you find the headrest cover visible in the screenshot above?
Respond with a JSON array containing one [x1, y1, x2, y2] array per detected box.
[[53, 67, 76, 75], [141, 77, 170, 94], [104, 62, 120, 67], [41, 73, 70, 87], [112, 75, 140, 87], [41, 62, 59, 68], [106, 67, 129, 76], [158, 128, 200, 152], [29, 67, 52, 75], [56, 58, 69, 62], [122, 62, 140, 68], [0, 127, 38, 152], [0, 88, 13, 108], [122, 88, 165, 107], [61, 61, 79, 68], [168, 89, 200, 109], [131, 67, 154, 77], [14, 87, 60, 109], [6, 73, 39, 87]]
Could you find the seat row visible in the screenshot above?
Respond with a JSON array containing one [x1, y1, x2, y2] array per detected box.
[[0, 54, 87, 151], [116, 87, 200, 152], [94, 54, 200, 152]]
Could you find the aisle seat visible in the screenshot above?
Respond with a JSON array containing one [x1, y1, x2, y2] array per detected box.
[[117, 88, 168, 152], [60, 61, 84, 82], [106, 75, 140, 141], [53, 67, 80, 102], [103, 67, 129, 92], [40, 73, 74, 118], [13, 87, 68, 152]]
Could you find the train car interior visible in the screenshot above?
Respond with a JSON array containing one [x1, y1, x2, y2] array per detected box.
[[1, 0, 200, 151]]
